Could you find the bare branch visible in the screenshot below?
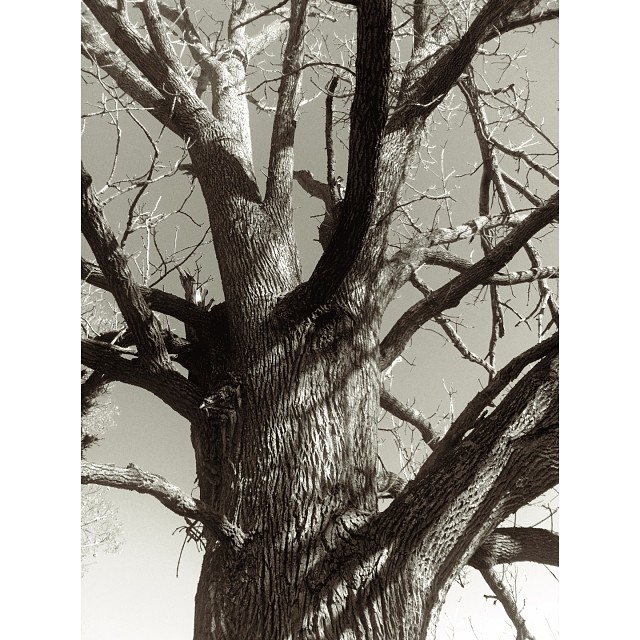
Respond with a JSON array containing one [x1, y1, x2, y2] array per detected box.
[[83, 0, 208, 137], [153, 0, 213, 70], [380, 388, 437, 443], [357, 355, 558, 598], [292, 169, 333, 208], [379, 192, 558, 369], [230, 0, 288, 33], [81, 462, 246, 549], [501, 172, 544, 207], [245, 15, 289, 59], [490, 138, 559, 186], [478, 566, 538, 640], [485, 6, 559, 42], [82, 259, 211, 330], [419, 248, 558, 284], [264, 0, 311, 213], [81, 17, 182, 135], [438, 315, 496, 376], [382, 205, 545, 300], [139, 0, 188, 79], [82, 166, 176, 369], [84, 0, 174, 93], [425, 332, 558, 468], [325, 76, 340, 207], [389, 0, 539, 133]]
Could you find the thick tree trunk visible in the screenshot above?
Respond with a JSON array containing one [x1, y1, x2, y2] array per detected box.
[[189, 311, 386, 638]]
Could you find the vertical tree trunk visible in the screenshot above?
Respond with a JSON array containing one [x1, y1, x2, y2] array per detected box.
[[191, 304, 389, 638]]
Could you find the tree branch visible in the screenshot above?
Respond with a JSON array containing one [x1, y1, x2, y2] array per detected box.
[[485, 6, 559, 42], [82, 166, 174, 370], [489, 137, 559, 187], [424, 332, 558, 471], [381, 204, 548, 301], [303, 0, 393, 306], [81, 17, 182, 135], [245, 15, 289, 59], [323, 354, 558, 600], [388, 0, 539, 133], [85, 0, 177, 93], [82, 258, 210, 331], [231, 0, 288, 33], [379, 192, 558, 369], [379, 388, 437, 443], [292, 169, 333, 209], [81, 338, 202, 422], [83, 0, 209, 137], [81, 462, 246, 550], [478, 566, 539, 640], [153, 0, 216, 80], [139, 0, 189, 80], [469, 527, 558, 569], [264, 0, 311, 214]]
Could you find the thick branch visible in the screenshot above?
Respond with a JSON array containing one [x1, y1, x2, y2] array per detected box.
[[81, 337, 202, 422], [153, 0, 215, 77], [496, 423, 559, 520], [292, 169, 333, 209], [83, 0, 208, 137], [139, 0, 189, 80], [245, 15, 289, 59], [388, 0, 538, 133], [81, 17, 181, 135], [379, 192, 558, 368], [303, 0, 392, 305], [81, 462, 246, 549], [381, 206, 547, 300], [325, 76, 340, 207], [426, 332, 558, 470], [264, 0, 311, 214], [85, 0, 177, 93], [412, 249, 558, 286], [82, 166, 173, 369], [485, 6, 559, 42], [90, 327, 193, 368], [470, 527, 559, 569], [319, 355, 558, 597]]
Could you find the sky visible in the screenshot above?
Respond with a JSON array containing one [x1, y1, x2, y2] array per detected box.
[[5, 3, 639, 640]]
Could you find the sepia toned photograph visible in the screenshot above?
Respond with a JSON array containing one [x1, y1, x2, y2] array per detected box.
[[81, 1, 559, 638]]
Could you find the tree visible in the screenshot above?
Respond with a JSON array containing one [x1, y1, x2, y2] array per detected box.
[[81, 1, 559, 638]]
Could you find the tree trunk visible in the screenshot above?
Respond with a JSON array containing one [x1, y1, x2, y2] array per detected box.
[[190, 292, 387, 638]]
